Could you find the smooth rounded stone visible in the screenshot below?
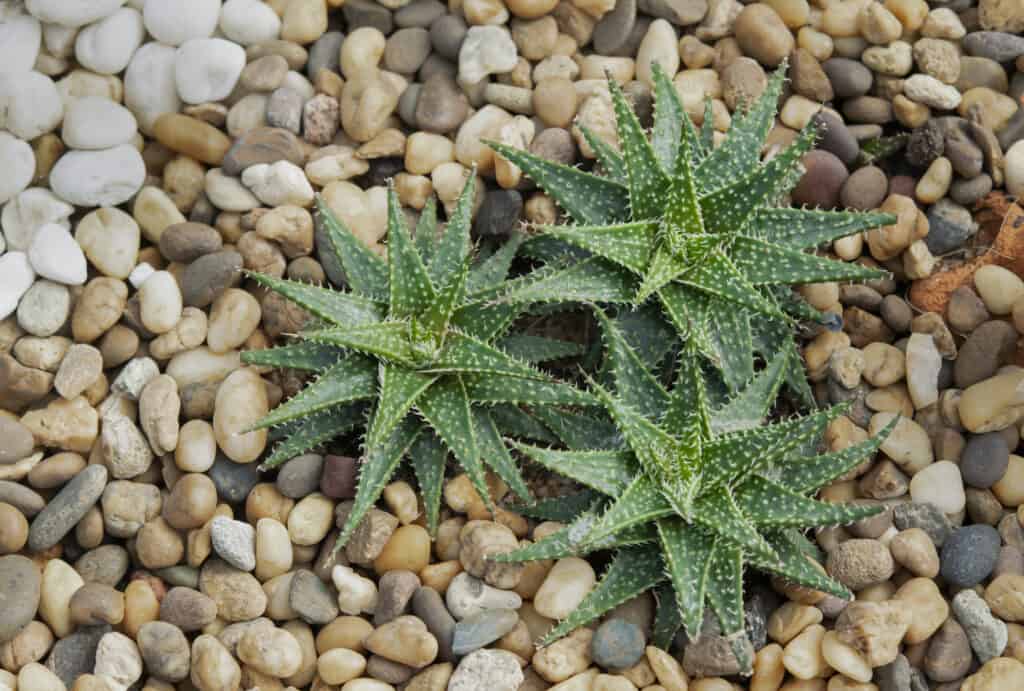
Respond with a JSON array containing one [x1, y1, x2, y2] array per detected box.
[[951, 173, 994, 206], [210, 516, 256, 571], [174, 38, 246, 105], [160, 587, 217, 632], [343, 0, 394, 34], [159, 222, 222, 263], [384, 27, 431, 74], [925, 618, 972, 682], [840, 165, 888, 211], [0, 133, 34, 205], [430, 13, 467, 61], [74, 545, 129, 587], [220, 0, 281, 45], [1008, 140, 1024, 198], [962, 433, 1010, 490], [416, 72, 469, 134], [0, 12, 41, 73], [124, 42, 181, 135], [137, 621, 190, 683], [0, 252, 35, 320], [27, 463, 106, 552], [813, 110, 859, 167], [94, 631, 143, 688], [200, 559, 267, 622], [16, 280, 69, 337], [594, 0, 636, 55], [734, 4, 793, 67], [45, 624, 111, 686], [0, 71, 63, 141], [266, 87, 304, 134], [0, 418, 34, 465], [590, 619, 645, 672], [445, 573, 522, 620], [75, 6, 144, 75], [375, 570, 421, 626], [181, 250, 243, 308], [61, 96, 137, 151], [0, 555, 41, 644], [241, 160, 314, 207], [1, 187, 74, 252], [957, 320, 1017, 390], [459, 25, 518, 84], [27, 223, 86, 286], [792, 149, 849, 209], [222, 127, 305, 177], [953, 589, 1008, 663], [307, 31, 344, 78], [412, 586, 456, 662], [473, 189, 523, 236], [289, 568, 339, 625], [910, 461, 966, 515], [451, 609, 518, 656], [48, 144, 144, 208], [926, 198, 976, 255], [213, 367, 268, 463], [0, 482, 44, 517], [396, 0, 445, 27], [143, 0, 220, 46], [963, 31, 1024, 62], [941, 524, 1002, 588], [208, 454, 260, 503]]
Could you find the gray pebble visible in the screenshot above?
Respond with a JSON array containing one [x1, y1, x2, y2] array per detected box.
[[289, 569, 340, 625], [375, 570, 420, 626], [45, 624, 111, 686], [474, 189, 523, 237], [0, 555, 41, 644], [962, 433, 1011, 492], [210, 517, 256, 572], [74, 545, 130, 587], [952, 588, 1008, 663], [445, 572, 522, 620], [940, 524, 1001, 587], [160, 587, 218, 632], [0, 480, 45, 516], [416, 72, 469, 134], [366, 655, 416, 684], [157, 566, 201, 589], [413, 586, 456, 662], [276, 453, 324, 499], [267, 87, 304, 135], [111, 357, 160, 400], [823, 58, 873, 99], [875, 654, 911, 691], [429, 14, 467, 62], [395, 0, 446, 28], [452, 608, 519, 656], [998, 108, 1024, 151], [343, 0, 393, 34], [944, 131, 984, 178], [385, 27, 431, 74], [950, 174, 993, 206], [208, 453, 260, 504], [594, 0, 636, 56], [307, 31, 344, 79], [814, 110, 859, 167], [138, 621, 191, 683], [17, 280, 70, 338], [181, 250, 243, 308], [591, 618, 646, 671], [159, 222, 223, 264], [637, 0, 706, 25], [963, 31, 1024, 63], [28, 464, 107, 552], [0, 417, 34, 464]]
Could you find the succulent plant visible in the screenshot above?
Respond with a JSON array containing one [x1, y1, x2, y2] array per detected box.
[[491, 63, 895, 398], [497, 309, 894, 672], [241, 178, 593, 548]]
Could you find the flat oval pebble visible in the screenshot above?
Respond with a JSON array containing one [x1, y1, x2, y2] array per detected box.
[[0, 555, 41, 644], [61, 96, 138, 150], [143, 0, 221, 46], [28, 465, 108, 552], [175, 38, 247, 105], [49, 145, 146, 208]]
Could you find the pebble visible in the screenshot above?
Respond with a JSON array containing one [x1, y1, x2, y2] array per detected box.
[[375, 570, 420, 625], [412, 586, 456, 662], [48, 145, 145, 208], [209, 516, 257, 571], [17, 280, 70, 338], [534, 557, 596, 620], [208, 453, 260, 503], [153, 113, 233, 166], [953, 588, 1008, 663], [975, 264, 1024, 315], [27, 223, 86, 286], [446, 572, 523, 620], [0, 253, 36, 321], [459, 26, 518, 84], [963, 31, 1024, 62], [0, 419, 34, 465], [75, 7, 144, 75], [0, 555, 41, 644], [734, 4, 793, 67], [0, 134, 33, 206], [452, 609, 519, 655], [175, 38, 247, 105], [27, 464, 107, 552], [941, 524, 1002, 587], [1, 187, 74, 252], [962, 433, 1010, 489], [448, 649, 524, 691], [181, 249, 244, 308], [137, 621, 191, 683], [220, 0, 282, 45], [0, 13, 41, 74], [242, 160, 315, 207], [290, 568, 340, 625], [0, 71, 63, 141], [591, 618, 646, 672]]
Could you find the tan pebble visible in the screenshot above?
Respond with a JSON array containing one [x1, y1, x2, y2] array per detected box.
[[0, 502, 29, 554], [153, 114, 232, 166], [645, 646, 688, 691], [752, 643, 785, 691], [18, 662, 65, 691], [191, 634, 242, 691], [39, 558, 84, 638], [237, 626, 303, 678], [123, 579, 159, 639], [318, 648, 368, 685], [316, 615, 374, 654], [364, 616, 438, 668], [769, 602, 824, 645], [213, 367, 268, 463], [375, 524, 432, 574], [533, 627, 592, 683]]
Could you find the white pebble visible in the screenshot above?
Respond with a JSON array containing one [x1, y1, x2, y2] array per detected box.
[[903, 74, 961, 110], [0, 252, 36, 320], [219, 0, 281, 45], [25, 0, 128, 27], [331, 565, 379, 615], [0, 70, 63, 140], [0, 13, 42, 74], [74, 7, 144, 74], [241, 161, 315, 207], [49, 145, 146, 208], [0, 133, 34, 205], [28, 223, 87, 286], [533, 557, 596, 620], [174, 37, 246, 105], [129, 262, 156, 289], [62, 96, 139, 150], [0, 187, 74, 251], [76, 207, 141, 279], [459, 25, 518, 84], [125, 42, 182, 135], [94, 631, 143, 689], [143, 0, 221, 46], [910, 460, 965, 514], [905, 333, 941, 410], [42, 22, 77, 59], [205, 168, 261, 212], [138, 270, 183, 334]]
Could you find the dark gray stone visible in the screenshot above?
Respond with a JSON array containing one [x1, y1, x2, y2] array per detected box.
[[473, 189, 523, 237], [941, 524, 1002, 587], [823, 58, 873, 99], [158, 222, 223, 263], [963, 31, 1024, 63], [321, 455, 359, 499], [289, 569, 340, 625], [181, 250, 243, 309], [452, 609, 519, 656], [637, 0, 706, 25], [590, 618, 646, 671], [998, 108, 1024, 151], [0, 555, 40, 644], [415, 72, 469, 134], [375, 570, 421, 626], [926, 199, 977, 255], [208, 453, 260, 504], [950, 174, 993, 206], [28, 464, 107, 552], [875, 654, 911, 691], [413, 586, 456, 662], [307, 31, 344, 79], [395, 0, 446, 28], [594, 0, 636, 55], [814, 110, 859, 167], [429, 14, 466, 62], [343, 0, 393, 33], [944, 131, 984, 178], [46, 624, 111, 686], [893, 502, 953, 547], [276, 453, 324, 499]]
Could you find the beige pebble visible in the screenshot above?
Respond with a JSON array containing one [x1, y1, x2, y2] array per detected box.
[[287, 492, 335, 546], [213, 367, 268, 463]]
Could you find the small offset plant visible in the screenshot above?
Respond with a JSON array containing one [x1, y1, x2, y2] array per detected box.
[[492, 63, 895, 397], [241, 178, 592, 547], [498, 311, 894, 671]]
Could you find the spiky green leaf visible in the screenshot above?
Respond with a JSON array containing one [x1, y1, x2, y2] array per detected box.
[[410, 431, 447, 536], [657, 518, 714, 639], [367, 364, 438, 448], [249, 357, 376, 429], [510, 442, 636, 496], [247, 273, 384, 327], [241, 342, 340, 372], [316, 195, 389, 299], [609, 78, 669, 219], [542, 221, 658, 274], [259, 403, 364, 471], [736, 475, 883, 527]]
